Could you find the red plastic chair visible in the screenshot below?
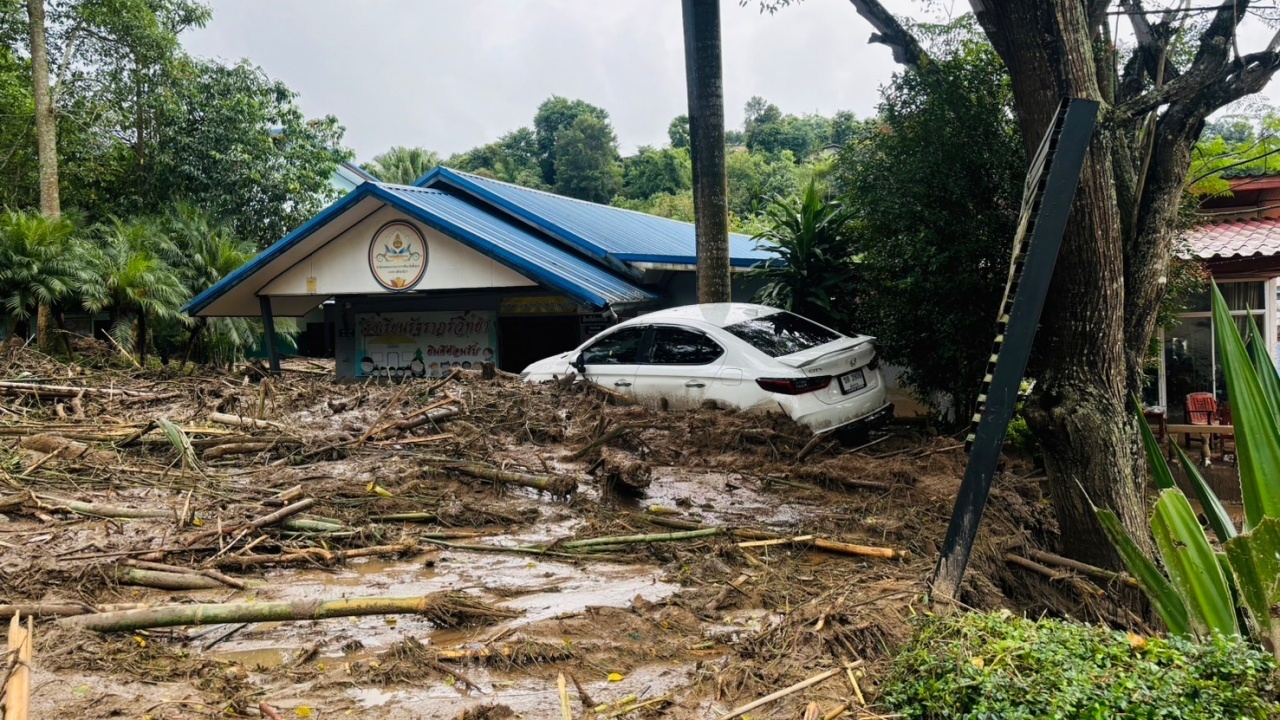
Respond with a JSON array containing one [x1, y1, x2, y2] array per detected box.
[[1186, 392, 1217, 425]]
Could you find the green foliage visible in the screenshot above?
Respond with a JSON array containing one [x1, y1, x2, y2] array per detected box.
[[667, 114, 689, 149], [611, 192, 695, 223], [78, 217, 188, 358], [725, 149, 801, 217], [533, 96, 610, 186], [883, 612, 1280, 719], [363, 146, 440, 185], [620, 146, 690, 200], [139, 58, 350, 248], [746, 180, 857, 332], [0, 210, 78, 321], [552, 114, 621, 203], [838, 19, 1023, 419], [1102, 282, 1280, 653]]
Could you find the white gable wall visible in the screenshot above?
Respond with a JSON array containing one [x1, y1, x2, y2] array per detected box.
[[261, 206, 536, 297]]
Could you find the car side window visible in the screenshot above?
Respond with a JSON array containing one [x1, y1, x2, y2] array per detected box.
[[649, 326, 724, 365], [580, 327, 646, 365]]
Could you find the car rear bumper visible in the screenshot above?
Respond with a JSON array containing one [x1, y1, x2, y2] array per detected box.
[[825, 402, 894, 434]]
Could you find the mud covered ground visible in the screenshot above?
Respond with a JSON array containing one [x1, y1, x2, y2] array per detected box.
[[0, 342, 1120, 718]]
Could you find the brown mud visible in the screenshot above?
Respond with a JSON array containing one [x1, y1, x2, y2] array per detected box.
[[0, 341, 1131, 718]]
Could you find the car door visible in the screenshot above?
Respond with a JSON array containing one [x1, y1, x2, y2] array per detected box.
[[577, 325, 649, 396], [633, 325, 726, 408]]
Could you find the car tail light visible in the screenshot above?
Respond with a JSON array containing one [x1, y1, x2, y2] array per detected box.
[[868, 351, 880, 370], [756, 376, 832, 395]]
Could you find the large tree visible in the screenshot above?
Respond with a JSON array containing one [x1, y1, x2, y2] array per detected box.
[[532, 96, 610, 187], [363, 146, 440, 185], [551, 114, 621, 203], [760, 0, 1280, 569]]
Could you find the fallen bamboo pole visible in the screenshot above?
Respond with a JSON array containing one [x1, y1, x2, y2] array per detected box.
[[61, 592, 518, 632], [1005, 553, 1105, 598], [430, 458, 577, 496], [186, 498, 315, 546], [209, 413, 284, 430], [559, 527, 724, 550], [212, 543, 416, 568], [645, 515, 909, 560], [1024, 548, 1141, 589], [0, 381, 143, 398], [116, 567, 225, 591], [716, 668, 843, 720], [0, 604, 92, 619], [37, 495, 174, 520], [203, 440, 301, 460], [122, 560, 246, 590]]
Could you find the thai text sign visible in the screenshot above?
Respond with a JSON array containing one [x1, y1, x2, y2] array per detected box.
[[355, 311, 497, 378]]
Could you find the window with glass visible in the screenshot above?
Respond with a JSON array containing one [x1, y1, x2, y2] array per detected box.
[[1161, 281, 1268, 423], [580, 327, 647, 365], [649, 327, 724, 365]]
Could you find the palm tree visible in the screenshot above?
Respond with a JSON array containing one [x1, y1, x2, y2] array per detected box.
[[682, 0, 731, 302], [363, 147, 441, 185], [746, 180, 858, 332], [79, 218, 188, 363], [0, 210, 78, 348], [159, 204, 259, 366]]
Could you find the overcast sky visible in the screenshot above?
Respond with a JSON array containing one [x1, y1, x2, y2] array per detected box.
[[182, 1, 1280, 164], [180, 0, 925, 163]]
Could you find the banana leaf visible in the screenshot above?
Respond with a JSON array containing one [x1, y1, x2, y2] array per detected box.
[[1151, 488, 1239, 637], [1210, 282, 1280, 530], [1171, 443, 1237, 543], [1224, 516, 1280, 636], [1096, 507, 1190, 635], [1135, 397, 1176, 491], [1246, 311, 1280, 427]]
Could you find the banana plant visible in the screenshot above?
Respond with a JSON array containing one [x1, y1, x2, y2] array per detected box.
[[1098, 282, 1280, 656]]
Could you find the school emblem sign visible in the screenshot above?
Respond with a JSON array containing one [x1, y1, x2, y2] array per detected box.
[[368, 221, 428, 291]]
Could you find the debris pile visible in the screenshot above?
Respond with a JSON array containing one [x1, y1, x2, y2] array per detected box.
[[0, 347, 1115, 718]]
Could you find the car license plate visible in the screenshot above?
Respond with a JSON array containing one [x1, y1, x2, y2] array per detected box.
[[838, 369, 866, 394]]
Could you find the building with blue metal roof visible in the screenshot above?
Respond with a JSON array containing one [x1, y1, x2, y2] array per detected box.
[[185, 167, 771, 379]]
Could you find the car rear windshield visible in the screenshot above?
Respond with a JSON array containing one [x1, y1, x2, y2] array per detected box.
[[723, 312, 841, 357]]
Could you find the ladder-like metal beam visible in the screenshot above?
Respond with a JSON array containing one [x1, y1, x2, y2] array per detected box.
[[932, 98, 1100, 601]]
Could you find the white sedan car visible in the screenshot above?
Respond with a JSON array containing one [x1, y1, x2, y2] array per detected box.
[[521, 303, 893, 434]]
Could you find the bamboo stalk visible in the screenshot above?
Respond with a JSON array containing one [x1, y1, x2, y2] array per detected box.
[[203, 440, 300, 460], [716, 668, 842, 720], [0, 604, 92, 618], [186, 498, 315, 546], [557, 672, 572, 720], [116, 567, 225, 591], [213, 543, 415, 568], [208, 413, 283, 430], [1023, 548, 1141, 588], [560, 527, 724, 550], [644, 515, 909, 560], [0, 381, 141, 398], [436, 459, 577, 496], [37, 495, 174, 520], [1004, 554, 1104, 597], [60, 592, 518, 632], [122, 560, 246, 590], [371, 512, 437, 523]]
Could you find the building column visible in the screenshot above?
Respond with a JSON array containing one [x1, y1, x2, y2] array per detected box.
[[259, 295, 281, 375]]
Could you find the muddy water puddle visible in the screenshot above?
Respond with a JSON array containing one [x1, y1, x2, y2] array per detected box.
[[209, 546, 679, 664]]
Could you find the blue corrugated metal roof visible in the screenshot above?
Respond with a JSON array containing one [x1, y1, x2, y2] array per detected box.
[[381, 185, 655, 308], [184, 182, 655, 316], [417, 167, 774, 267]]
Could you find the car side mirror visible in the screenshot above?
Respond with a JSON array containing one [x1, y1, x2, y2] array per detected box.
[[572, 354, 586, 373]]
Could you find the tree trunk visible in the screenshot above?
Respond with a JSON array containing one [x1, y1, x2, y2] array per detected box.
[[135, 313, 147, 364], [681, 0, 731, 303], [971, 1, 1152, 567], [26, 0, 61, 356]]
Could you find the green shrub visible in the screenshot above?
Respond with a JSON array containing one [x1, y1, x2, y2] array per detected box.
[[883, 612, 1280, 719]]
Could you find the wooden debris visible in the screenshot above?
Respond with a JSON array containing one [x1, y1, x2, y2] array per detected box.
[[60, 592, 518, 632], [715, 667, 844, 720], [4, 613, 31, 720], [209, 412, 284, 430]]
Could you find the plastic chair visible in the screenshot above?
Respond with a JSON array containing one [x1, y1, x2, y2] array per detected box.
[[1185, 392, 1217, 425]]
